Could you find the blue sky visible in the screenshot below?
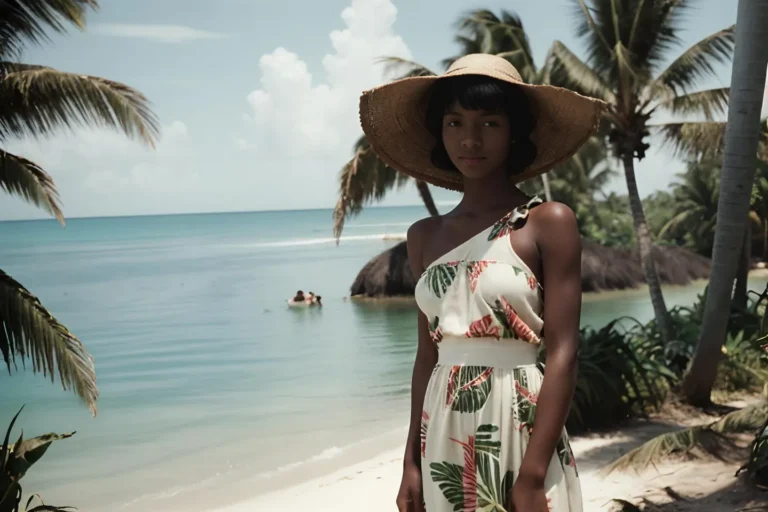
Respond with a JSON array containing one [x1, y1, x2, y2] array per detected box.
[[0, 0, 761, 220]]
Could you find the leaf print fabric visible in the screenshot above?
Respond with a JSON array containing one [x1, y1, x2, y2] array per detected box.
[[445, 366, 494, 412], [414, 196, 583, 510], [424, 262, 460, 298], [429, 424, 514, 512]]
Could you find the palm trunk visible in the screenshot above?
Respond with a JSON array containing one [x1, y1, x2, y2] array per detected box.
[[763, 218, 768, 260], [622, 154, 675, 343], [415, 180, 439, 217], [682, 0, 768, 406], [734, 223, 752, 310], [541, 173, 553, 202]]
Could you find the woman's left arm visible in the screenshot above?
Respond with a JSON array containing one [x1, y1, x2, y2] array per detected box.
[[518, 201, 582, 485]]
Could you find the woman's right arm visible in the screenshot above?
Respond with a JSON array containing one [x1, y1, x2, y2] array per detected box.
[[402, 219, 438, 469]]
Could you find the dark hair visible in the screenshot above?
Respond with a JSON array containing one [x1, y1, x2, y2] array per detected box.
[[425, 75, 537, 175]]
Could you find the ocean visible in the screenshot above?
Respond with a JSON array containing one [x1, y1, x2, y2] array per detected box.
[[1, 206, 765, 511]]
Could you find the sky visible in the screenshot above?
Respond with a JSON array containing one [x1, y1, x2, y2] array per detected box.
[[1, 0, 765, 221]]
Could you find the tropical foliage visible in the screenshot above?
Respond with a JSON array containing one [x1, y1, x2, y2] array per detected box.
[[1, 407, 75, 512], [559, 282, 768, 434], [551, 0, 736, 344], [1, 0, 158, 414]]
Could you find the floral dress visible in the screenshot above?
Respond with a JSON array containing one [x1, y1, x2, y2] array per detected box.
[[414, 197, 582, 511]]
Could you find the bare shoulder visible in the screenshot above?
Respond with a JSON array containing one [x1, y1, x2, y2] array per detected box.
[[530, 201, 579, 235], [407, 216, 441, 274], [528, 201, 581, 251]]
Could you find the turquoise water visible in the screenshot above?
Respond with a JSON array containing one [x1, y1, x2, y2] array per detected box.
[[0, 207, 765, 511]]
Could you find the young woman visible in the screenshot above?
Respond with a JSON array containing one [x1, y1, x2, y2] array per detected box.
[[359, 54, 606, 511]]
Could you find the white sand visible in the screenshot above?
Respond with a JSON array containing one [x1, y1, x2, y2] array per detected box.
[[210, 416, 765, 512]]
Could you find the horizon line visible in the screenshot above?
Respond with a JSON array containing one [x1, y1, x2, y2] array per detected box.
[[0, 202, 442, 224]]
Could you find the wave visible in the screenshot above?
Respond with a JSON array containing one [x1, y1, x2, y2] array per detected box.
[[243, 233, 407, 248]]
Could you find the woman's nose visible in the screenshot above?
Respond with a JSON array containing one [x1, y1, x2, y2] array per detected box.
[[461, 134, 481, 148]]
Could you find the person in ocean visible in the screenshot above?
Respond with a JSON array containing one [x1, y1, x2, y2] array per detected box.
[[358, 54, 606, 511], [292, 290, 305, 302]]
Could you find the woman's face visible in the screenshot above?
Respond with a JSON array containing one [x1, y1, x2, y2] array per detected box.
[[441, 102, 512, 180]]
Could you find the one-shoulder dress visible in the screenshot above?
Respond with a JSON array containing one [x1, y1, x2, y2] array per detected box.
[[413, 197, 582, 511]]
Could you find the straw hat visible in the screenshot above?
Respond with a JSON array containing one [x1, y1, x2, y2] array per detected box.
[[359, 53, 607, 191]]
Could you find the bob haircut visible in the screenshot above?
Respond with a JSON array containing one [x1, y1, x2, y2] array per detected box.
[[424, 74, 537, 176]]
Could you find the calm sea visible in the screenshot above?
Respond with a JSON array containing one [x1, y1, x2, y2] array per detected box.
[[1, 206, 765, 511]]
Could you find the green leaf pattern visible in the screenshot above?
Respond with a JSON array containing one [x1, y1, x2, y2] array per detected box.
[[430, 424, 513, 512]]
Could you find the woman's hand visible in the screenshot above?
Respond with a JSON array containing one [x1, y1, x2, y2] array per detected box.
[[508, 472, 549, 512], [396, 462, 425, 512]]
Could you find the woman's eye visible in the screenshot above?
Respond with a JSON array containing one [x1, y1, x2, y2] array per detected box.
[[446, 120, 459, 127], [484, 120, 499, 127]]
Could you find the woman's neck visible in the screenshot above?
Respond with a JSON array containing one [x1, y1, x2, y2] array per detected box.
[[458, 170, 528, 215]]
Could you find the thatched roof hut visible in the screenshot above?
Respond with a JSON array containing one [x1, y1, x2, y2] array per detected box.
[[349, 240, 711, 299]]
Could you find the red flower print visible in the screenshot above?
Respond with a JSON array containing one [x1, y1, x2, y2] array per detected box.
[[499, 297, 539, 344], [527, 275, 537, 290], [429, 317, 443, 344], [467, 261, 489, 292], [465, 314, 500, 339]]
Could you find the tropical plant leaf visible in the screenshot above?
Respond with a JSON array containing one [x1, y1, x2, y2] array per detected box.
[[0, 63, 159, 147], [0, 270, 98, 416], [549, 41, 615, 103], [429, 461, 465, 511], [656, 87, 729, 121], [446, 366, 493, 413], [424, 264, 459, 298], [0, 149, 63, 224], [0, 481, 22, 512], [1, 406, 23, 473], [602, 402, 768, 475], [7, 431, 75, 481], [656, 121, 727, 160], [650, 26, 735, 96], [0, 0, 98, 59], [375, 56, 436, 80], [332, 136, 409, 242]]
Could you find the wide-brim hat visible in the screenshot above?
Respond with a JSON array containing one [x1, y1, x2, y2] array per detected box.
[[358, 53, 608, 191]]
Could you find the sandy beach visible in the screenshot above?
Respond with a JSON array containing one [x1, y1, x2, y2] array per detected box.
[[213, 398, 768, 512]]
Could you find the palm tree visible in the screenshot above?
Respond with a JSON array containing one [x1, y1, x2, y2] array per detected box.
[[0, 0, 160, 416], [551, 0, 736, 343], [681, 0, 768, 406], [659, 160, 721, 256], [333, 9, 566, 242]]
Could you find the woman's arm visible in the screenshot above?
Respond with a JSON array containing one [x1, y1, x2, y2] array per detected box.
[[518, 201, 582, 484], [402, 219, 439, 469]]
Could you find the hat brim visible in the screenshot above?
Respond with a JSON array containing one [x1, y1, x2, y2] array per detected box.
[[359, 68, 607, 192]]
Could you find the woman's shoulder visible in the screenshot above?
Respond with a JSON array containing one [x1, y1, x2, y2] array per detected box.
[[529, 200, 577, 228], [528, 201, 581, 255]]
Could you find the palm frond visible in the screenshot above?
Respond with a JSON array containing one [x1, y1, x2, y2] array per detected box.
[[0, 63, 159, 147], [656, 121, 727, 160], [375, 57, 435, 81], [333, 136, 407, 243], [0, 149, 63, 224], [0, 270, 98, 416], [0, 0, 98, 58], [549, 41, 616, 103], [656, 87, 729, 121], [649, 26, 735, 97], [602, 401, 768, 475]]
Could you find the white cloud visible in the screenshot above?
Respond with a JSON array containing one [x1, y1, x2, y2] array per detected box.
[[1, 121, 202, 218], [237, 0, 413, 198], [92, 23, 229, 43]]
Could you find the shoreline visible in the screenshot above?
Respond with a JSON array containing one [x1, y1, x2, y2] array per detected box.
[[211, 397, 766, 512]]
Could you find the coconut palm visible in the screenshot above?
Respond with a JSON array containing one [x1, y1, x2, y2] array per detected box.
[[551, 0, 736, 343], [333, 8, 567, 242], [681, 0, 768, 405], [659, 160, 721, 256], [0, 0, 160, 416]]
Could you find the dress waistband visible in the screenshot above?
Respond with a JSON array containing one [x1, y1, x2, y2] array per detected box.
[[437, 337, 539, 369]]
